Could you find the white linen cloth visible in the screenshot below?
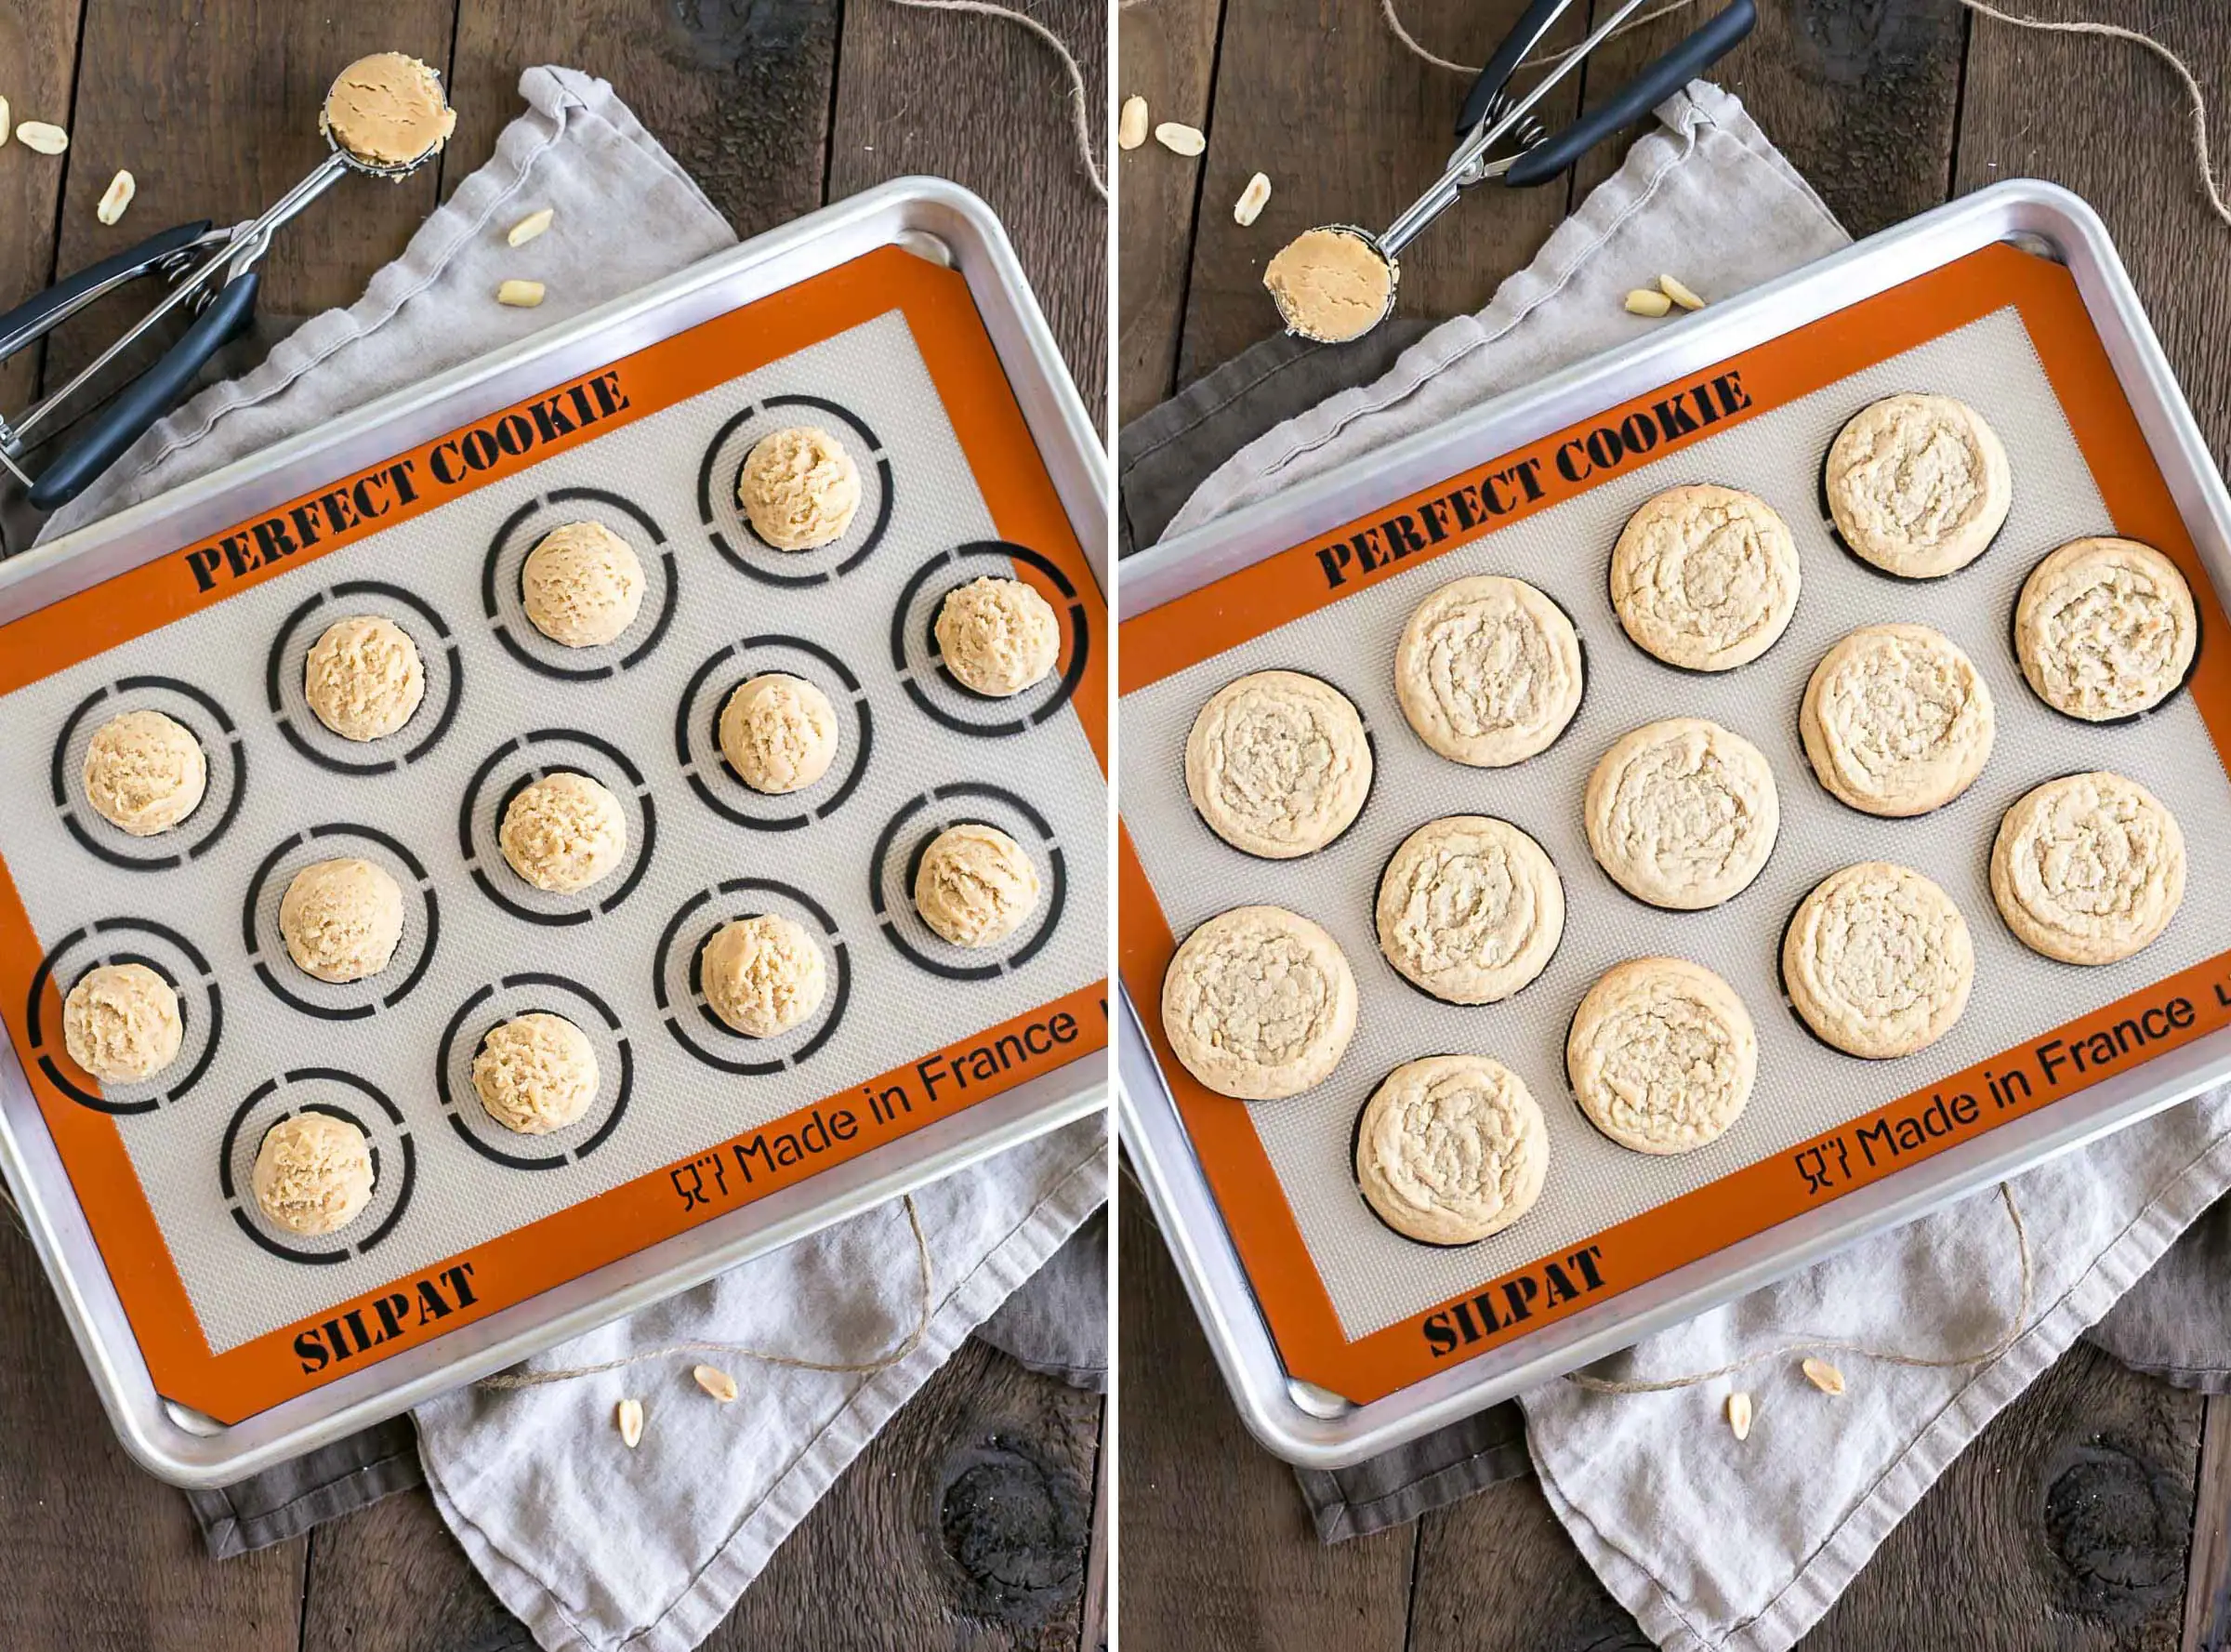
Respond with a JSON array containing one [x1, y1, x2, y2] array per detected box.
[[41, 66, 1109, 1651], [1165, 80, 2231, 1652]]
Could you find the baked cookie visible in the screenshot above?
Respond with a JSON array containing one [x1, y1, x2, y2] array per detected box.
[[1991, 772, 2185, 965], [1374, 815, 1563, 1005], [474, 1012, 600, 1135], [739, 427, 861, 551], [280, 858, 404, 983], [1184, 670, 1371, 858], [62, 962, 181, 1083], [81, 708, 205, 836], [1824, 392, 2011, 578], [1784, 862, 1974, 1059], [935, 576, 1062, 697], [1800, 623, 1994, 816], [1161, 905, 1358, 1101], [500, 771, 628, 893], [702, 914, 828, 1037], [1609, 485, 1801, 670], [719, 673, 840, 794], [1585, 719, 1777, 910], [305, 615, 425, 741], [521, 521, 645, 648], [1565, 957, 1755, 1154], [252, 1112, 374, 1236], [915, 823, 1040, 947], [2014, 537, 2198, 721], [1394, 574, 1583, 766], [1354, 1054, 1548, 1245]]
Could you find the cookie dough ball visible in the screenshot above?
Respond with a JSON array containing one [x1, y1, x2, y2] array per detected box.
[[739, 427, 861, 550], [1184, 670, 1371, 858], [1356, 1055, 1547, 1246], [915, 823, 1040, 947], [252, 1113, 375, 1236], [1800, 623, 1994, 817], [473, 1011, 600, 1134], [1610, 484, 1800, 670], [521, 521, 645, 648], [1566, 958, 1755, 1154], [1825, 392, 2011, 578], [500, 771, 627, 893], [81, 708, 206, 836], [322, 52, 455, 168], [1784, 862, 1974, 1059], [1375, 815, 1563, 1005], [1585, 719, 1777, 910], [61, 962, 181, 1083], [1264, 226, 1395, 344], [2015, 537, 2198, 720], [1162, 905, 1357, 1101], [1395, 575, 1582, 767], [935, 575, 1062, 698], [304, 615, 425, 742], [1992, 772, 2185, 965], [702, 914, 828, 1037], [719, 673, 839, 794], [280, 858, 404, 984]]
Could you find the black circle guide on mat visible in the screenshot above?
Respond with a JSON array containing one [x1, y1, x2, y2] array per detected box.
[[868, 782, 1066, 983], [457, 729, 657, 926], [481, 487, 680, 681], [25, 918, 223, 1116], [218, 1070, 414, 1263], [241, 823, 442, 1021], [697, 394, 894, 586], [890, 542, 1090, 738], [652, 877, 852, 1076], [50, 676, 246, 871], [673, 634, 874, 831], [264, 580, 464, 774], [434, 972, 634, 1170]]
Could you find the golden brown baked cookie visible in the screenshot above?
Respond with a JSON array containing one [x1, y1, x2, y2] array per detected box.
[[62, 962, 181, 1083], [1799, 623, 1994, 816], [1990, 772, 2185, 964], [1565, 957, 1755, 1154], [1184, 670, 1371, 858], [1824, 393, 2011, 578], [1354, 1054, 1548, 1245], [253, 1113, 375, 1236], [1783, 862, 1974, 1058], [81, 708, 205, 836], [2014, 537, 2198, 720], [1374, 815, 1563, 1004], [1161, 905, 1357, 1100], [1394, 574, 1583, 767], [1584, 719, 1777, 910], [1609, 485, 1800, 670]]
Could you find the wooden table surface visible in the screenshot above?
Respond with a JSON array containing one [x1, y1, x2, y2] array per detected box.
[[1116, 2, 2231, 1647], [0, 2, 1107, 1646]]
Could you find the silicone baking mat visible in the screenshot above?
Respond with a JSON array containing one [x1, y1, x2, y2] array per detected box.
[[0, 245, 1108, 1422], [1117, 243, 2231, 1407]]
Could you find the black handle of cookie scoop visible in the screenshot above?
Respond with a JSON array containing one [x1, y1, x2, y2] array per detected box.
[[1503, 0, 1755, 189], [1453, 0, 1576, 139], [0, 220, 215, 364]]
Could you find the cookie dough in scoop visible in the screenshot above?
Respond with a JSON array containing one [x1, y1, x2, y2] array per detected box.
[[323, 52, 455, 168]]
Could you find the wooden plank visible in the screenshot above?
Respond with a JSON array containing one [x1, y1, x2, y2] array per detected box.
[[0, 1222, 303, 1648], [2182, 1394, 2231, 1652], [1080, 1395, 1111, 1651], [1115, 0, 1224, 426], [829, 0, 1109, 426], [0, 0, 84, 415], [1116, 1177, 1415, 1652], [1406, 1471, 1644, 1651]]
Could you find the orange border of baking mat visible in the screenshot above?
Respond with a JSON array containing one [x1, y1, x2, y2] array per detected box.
[[0, 244, 1108, 1422], [1117, 241, 2231, 1407]]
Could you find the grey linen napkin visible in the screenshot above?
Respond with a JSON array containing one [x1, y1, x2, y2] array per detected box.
[[1126, 80, 2231, 1639]]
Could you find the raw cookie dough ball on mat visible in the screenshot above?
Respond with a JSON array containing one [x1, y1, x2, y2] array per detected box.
[[304, 615, 425, 741], [1584, 718, 1777, 911], [1375, 815, 1563, 1005], [521, 521, 645, 648], [935, 575, 1062, 698], [81, 708, 206, 836], [280, 857, 404, 984], [1991, 772, 2185, 965], [915, 823, 1040, 947], [62, 962, 181, 1083], [1394, 574, 1583, 767], [473, 1011, 600, 1134], [738, 426, 861, 551], [1609, 484, 1800, 671], [719, 673, 839, 794], [1800, 623, 1994, 817], [702, 914, 828, 1037], [253, 1113, 374, 1236], [1355, 1054, 1548, 1246], [1162, 905, 1357, 1101], [1566, 958, 1755, 1154], [1824, 392, 2011, 578], [500, 771, 627, 893], [1784, 862, 1974, 1059], [2014, 537, 2198, 721], [1184, 669, 1371, 858]]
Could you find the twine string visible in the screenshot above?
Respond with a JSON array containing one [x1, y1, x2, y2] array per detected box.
[[474, 1195, 932, 1391], [886, 0, 1109, 202]]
